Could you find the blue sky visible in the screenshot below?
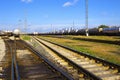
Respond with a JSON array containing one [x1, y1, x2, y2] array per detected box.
[[0, 0, 120, 32]]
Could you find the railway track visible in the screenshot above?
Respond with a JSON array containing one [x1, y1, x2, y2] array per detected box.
[[0, 38, 14, 80], [5, 38, 71, 80], [31, 37, 93, 80], [33, 36, 120, 80]]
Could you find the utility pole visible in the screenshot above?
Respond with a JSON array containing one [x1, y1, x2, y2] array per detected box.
[[24, 18, 27, 34], [73, 20, 75, 29], [51, 24, 54, 33], [85, 0, 89, 36], [24, 10, 27, 35], [18, 19, 21, 32]]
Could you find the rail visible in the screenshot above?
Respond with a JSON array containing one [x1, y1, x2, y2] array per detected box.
[[20, 40, 74, 80], [5, 40, 15, 80], [14, 40, 20, 80], [38, 37, 120, 72], [5, 39, 20, 80], [33, 37, 102, 80]]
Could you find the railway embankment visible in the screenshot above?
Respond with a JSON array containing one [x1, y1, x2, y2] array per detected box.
[[21, 36, 120, 79], [38, 36, 120, 65]]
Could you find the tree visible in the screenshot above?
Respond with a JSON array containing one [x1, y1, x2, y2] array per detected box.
[[98, 25, 109, 28]]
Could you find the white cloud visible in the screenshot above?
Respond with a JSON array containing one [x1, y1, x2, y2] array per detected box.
[[63, 0, 79, 7], [21, 0, 33, 3], [74, 0, 79, 3], [63, 2, 72, 7]]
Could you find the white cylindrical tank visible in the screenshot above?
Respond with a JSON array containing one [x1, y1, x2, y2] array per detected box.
[[13, 29, 20, 35], [13, 29, 20, 37]]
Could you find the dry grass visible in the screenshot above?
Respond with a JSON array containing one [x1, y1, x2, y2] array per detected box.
[[38, 36, 120, 65], [21, 35, 31, 41], [66, 35, 120, 41]]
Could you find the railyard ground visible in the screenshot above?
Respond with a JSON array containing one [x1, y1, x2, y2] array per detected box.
[[0, 37, 6, 62], [35, 35, 120, 65]]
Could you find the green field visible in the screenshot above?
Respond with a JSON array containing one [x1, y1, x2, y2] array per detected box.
[[66, 35, 120, 41], [38, 35, 120, 65], [21, 35, 31, 41]]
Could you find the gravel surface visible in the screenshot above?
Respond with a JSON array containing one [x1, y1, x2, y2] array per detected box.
[[0, 37, 5, 61]]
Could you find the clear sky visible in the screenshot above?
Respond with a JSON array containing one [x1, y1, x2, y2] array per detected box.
[[0, 0, 120, 32]]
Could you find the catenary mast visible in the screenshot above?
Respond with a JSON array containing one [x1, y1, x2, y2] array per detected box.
[[85, 0, 89, 36]]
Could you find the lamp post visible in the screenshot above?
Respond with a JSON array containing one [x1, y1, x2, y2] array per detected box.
[[85, 0, 89, 36]]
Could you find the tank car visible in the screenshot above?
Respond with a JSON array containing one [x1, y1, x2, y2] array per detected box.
[[89, 28, 102, 35], [102, 27, 120, 36], [102, 27, 120, 33], [13, 29, 20, 38], [76, 29, 86, 35]]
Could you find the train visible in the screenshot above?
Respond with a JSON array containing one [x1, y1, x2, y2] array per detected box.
[[44, 27, 120, 36], [0, 30, 6, 36], [0, 30, 13, 37], [13, 29, 20, 38], [102, 27, 120, 35], [2, 27, 119, 36]]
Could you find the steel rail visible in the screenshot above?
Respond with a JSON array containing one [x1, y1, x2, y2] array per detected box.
[[5, 40, 15, 80], [38, 37, 120, 72], [5, 39, 20, 80], [34, 37, 102, 80], [19, 40, 74, 80], [14, 40, 20, 80]]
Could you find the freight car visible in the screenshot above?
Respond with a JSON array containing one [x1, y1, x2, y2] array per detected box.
[[13, 29, 20, 38], [102, 27, 120, 36], [43, 27, 120, 36]]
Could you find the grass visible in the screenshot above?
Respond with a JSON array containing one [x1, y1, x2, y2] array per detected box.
[[66, 35, 120, 41], [21, 35, 31, 41], [38, 35, 120, 65]]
